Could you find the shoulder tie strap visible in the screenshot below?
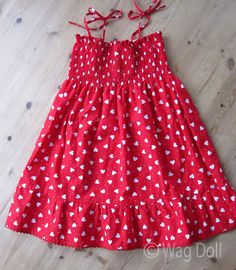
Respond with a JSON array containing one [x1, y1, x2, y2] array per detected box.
[[68, 7, 123, 41], [128, 0, 165, 40]]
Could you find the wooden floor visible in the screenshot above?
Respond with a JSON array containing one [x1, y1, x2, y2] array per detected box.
[[1, 0, 236, 269]]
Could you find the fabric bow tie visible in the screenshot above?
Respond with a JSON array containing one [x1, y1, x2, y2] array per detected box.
[[128, 0, 165, 40], [68, 7, 123, 40], [68, 7, 122, 31], [84, 7, 123, 30], [128, 0, 165, 21]]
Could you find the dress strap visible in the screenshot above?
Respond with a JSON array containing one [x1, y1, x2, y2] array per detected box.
[[128, 0, 165, 40], [68, 7, 123, 41]]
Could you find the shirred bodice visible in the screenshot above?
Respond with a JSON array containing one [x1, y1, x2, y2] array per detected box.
[[68, 31, 169, 86]]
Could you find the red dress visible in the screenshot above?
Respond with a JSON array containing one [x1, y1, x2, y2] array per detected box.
[[5, 1, 236, 250]]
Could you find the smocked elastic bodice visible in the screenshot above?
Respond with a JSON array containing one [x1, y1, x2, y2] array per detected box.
[[68, 31, 169, 86]]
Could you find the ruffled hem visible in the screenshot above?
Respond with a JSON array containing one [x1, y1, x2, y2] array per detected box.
[[5, 186, 236, 250], [5, 220, 236, 250]]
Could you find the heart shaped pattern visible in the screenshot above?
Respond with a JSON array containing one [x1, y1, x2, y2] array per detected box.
[[5, 30, 236, 251]]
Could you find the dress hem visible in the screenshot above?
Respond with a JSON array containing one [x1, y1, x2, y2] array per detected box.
[[5, 222, 236, 251]]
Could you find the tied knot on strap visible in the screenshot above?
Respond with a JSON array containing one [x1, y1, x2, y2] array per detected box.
[[128, 0, 165, 40], [68, 7, 123, 40]]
